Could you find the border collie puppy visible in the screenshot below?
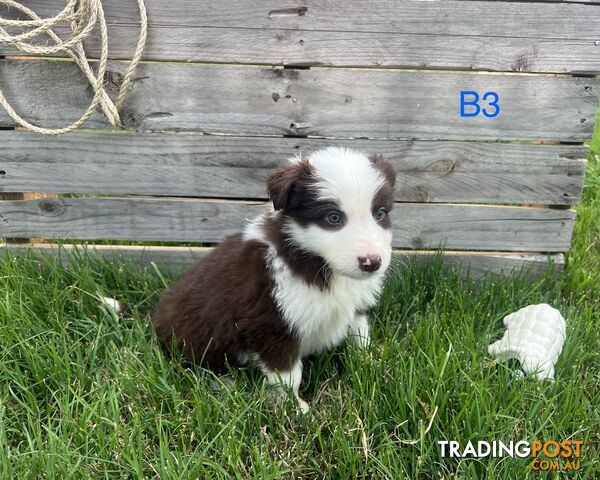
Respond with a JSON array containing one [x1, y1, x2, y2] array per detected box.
[[144, 147, 395, 412]]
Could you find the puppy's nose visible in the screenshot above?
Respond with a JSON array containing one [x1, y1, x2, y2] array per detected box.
[[358, 255, 382, 272]]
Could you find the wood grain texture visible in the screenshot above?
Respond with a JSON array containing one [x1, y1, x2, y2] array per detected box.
[[405, 251, 564, 279], [0, 193, 55, 243], [0, 131, 587, 205], [0, 243, 564, 280], [2, 1, 596, 37], [3, 27, 597, 73], [0, 60, 597, 140], [0, 196, 576, 252], [1, 1, 599, 72]]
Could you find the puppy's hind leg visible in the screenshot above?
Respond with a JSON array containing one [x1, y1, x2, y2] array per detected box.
[[260, 359, 309, 414]]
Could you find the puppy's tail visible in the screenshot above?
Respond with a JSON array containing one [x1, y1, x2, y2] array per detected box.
[[98, 295, 147, 318], [99, 296, 126, 314]]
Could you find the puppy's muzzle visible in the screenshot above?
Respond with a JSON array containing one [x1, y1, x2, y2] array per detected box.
[[358, 255, 382, 272]]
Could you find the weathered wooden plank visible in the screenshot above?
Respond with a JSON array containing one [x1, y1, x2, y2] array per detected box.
[[0, 193, 55, 243], [3, 26, 597, 73], [0, 197, 576, 252], [2, 2, 599, 72], [0, 243, 564, 280], [0, 131, 587, 205], [0, 60, 597, 140], [405, 251, 565, 280], [4, 1, 597, 38]]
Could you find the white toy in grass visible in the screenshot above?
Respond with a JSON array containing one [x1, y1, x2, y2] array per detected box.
[[488, 304, 566, 381]]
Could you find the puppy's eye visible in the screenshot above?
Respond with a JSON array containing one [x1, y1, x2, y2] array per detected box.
[[375, 207, 387, 220], [326, 211, 342, 225]]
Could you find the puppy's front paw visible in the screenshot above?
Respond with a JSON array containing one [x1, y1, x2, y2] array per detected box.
[[267, 390, 310, 414], [349, 315, 371, 349], [297, 398, 310, 414], [351, 331, 371, 349]]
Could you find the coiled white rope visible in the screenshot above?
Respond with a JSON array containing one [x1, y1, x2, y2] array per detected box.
[[0, 0, 147, 134]]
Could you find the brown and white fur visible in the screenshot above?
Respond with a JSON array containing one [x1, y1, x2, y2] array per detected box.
[[105, 147, 396, 412]]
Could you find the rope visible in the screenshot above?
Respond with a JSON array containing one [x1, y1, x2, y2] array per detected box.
[[0, 0, 147, 135]]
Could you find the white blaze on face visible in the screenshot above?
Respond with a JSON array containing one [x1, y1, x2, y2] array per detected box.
[[287, 147, 394, 279]]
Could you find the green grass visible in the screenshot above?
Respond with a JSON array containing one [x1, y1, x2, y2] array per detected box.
[[1, 163, 599, 479]]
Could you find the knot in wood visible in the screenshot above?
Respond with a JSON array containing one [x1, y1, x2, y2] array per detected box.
[[409, 185, 429, 202], [427, 159, 456, 176], [411, 237, 424, 249], [38, 198, 65, 217]]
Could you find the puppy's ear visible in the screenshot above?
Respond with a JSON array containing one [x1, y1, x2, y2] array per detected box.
[[368, 152, 396, 188], [266, 158, 313, 211]]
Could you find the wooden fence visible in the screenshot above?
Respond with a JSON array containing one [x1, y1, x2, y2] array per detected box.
[[1, 0, 598, 278]]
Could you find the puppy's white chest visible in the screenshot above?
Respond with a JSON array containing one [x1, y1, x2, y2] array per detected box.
[[270, 254, 382, 356]]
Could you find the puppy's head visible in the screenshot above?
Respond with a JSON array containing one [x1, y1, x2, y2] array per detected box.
[[267, 147, 396, 279]]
